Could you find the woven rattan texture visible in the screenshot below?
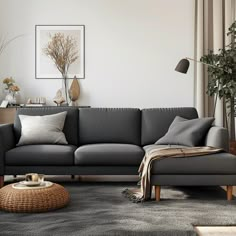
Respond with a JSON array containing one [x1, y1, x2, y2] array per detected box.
[[0, 183, 70, 213]]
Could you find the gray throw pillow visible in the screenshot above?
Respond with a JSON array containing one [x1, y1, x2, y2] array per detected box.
[[155, 116, 214, 146], [17, 111, 68, 146]]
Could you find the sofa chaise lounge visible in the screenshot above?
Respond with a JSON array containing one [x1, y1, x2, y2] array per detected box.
[[0, 107, 235, 201]]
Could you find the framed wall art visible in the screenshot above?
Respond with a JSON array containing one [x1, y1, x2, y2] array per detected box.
[[35, 25, 85, 79]]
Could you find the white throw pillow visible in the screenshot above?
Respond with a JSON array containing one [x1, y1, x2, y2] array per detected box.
[[17, 111, 68, 146]]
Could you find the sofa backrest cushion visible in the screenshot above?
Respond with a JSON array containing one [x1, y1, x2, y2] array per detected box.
[[14, 107, 79, 146], [141, 107, 198, 146], [79, 108, 141, 145]]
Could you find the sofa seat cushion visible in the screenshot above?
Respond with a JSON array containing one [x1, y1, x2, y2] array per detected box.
[[75, 144, 145, 166], [143, 145, 236, 175], [5, 145, 77, 166]]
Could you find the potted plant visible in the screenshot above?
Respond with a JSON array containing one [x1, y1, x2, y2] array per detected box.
[[200, 20, 236, 141]]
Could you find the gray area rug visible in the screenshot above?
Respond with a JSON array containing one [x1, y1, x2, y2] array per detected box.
[[0, 182, 236, 236]]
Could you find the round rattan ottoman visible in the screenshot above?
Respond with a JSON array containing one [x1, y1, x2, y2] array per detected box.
[[0, 183, 70, 213]]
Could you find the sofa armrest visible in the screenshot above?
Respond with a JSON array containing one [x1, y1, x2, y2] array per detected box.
[[204, 126, 229, 152], [0, 124, 16, 174]]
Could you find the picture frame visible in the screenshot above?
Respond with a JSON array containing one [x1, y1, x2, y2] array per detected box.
[[35, 25, 85, 79]]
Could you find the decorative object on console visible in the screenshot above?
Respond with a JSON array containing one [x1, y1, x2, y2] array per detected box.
[[2, 77, 20, 105], [68, 76, 80, 106], [26, 98, 31, 104], [0, 100, 8, 108], [35, 25, 85, 105], [175, 20, 236, 141], [26, 97, 46, 106], [53, 89, 66, 106]]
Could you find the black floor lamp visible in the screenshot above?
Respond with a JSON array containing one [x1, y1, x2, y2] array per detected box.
[[174, 57, 229, 117], [175, 57, 223, 74]]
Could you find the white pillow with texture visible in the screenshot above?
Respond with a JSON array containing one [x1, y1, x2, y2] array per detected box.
[[17, 111, 68, 146]]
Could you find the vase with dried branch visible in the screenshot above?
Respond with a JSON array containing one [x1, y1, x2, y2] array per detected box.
[[43, 33, 78, 104], [0, 35, 22, 57], [0, 35, 22, 99], [2, 77, 20, 104]]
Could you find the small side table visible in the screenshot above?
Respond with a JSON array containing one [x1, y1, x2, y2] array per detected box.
[[0, 182, 70, 213]]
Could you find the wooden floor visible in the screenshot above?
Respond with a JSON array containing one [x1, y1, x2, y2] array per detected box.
[[3, 176, 236, 235]]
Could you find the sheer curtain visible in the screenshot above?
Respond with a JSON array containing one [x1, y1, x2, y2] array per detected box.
[[194, 0, 236, 137]]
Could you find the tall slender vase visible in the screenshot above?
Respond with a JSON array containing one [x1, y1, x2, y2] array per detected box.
[[61, 74, 69, 105], [68, 78, 80, 106]]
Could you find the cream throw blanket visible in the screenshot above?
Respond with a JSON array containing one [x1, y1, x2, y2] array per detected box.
[[122, 146, 222, 202]]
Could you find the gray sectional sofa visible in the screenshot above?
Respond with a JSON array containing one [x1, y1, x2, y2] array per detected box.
[[0, 107, 235, 201]]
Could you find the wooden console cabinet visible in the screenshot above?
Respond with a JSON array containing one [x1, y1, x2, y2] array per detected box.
[[0, 106, 90, 125], [0, 108, 16, 124]]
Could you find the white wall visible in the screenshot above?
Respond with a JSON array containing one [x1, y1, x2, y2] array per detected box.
[[0, 0, 195, 107]]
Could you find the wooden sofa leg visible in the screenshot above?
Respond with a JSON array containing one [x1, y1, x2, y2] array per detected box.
[[155, 186, 161, 201], [0, 176, 4, 188], [227, 186, 233, 201]]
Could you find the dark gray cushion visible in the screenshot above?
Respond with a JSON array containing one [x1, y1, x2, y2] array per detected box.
[[79, 108, 141, 145], [75, 144, 144, 166], [5, 145, 77, 166], [155, 116, 214, 146], [150, 152, 236, 174], [14, 107, 79, 146], [141, 108, 198, 146]]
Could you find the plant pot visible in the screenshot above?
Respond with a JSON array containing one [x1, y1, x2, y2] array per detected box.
[[230, 141, 236, 155]]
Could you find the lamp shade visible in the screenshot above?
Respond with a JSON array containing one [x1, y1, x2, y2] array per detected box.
[[175, 58, 190, 74]]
